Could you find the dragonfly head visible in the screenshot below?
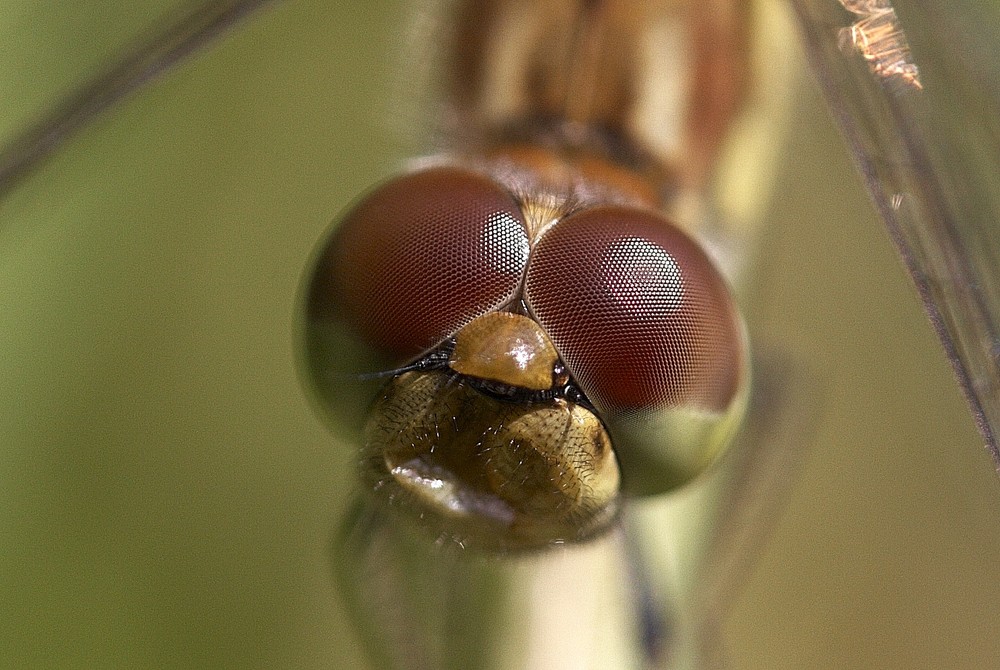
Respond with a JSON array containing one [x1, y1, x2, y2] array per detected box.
[[302, 163, 749, 550]]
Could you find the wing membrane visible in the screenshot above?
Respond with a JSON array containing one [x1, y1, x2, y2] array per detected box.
[[0, 0, 278, 198], [790, 0, 1000, 462]]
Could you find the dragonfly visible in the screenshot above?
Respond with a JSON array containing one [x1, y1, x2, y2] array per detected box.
[[0, 1, 996, 670]]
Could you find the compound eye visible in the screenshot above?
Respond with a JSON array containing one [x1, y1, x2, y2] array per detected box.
[[525, 206, 744, 413], [308, 167, 529, 363], [524, 206, 748, 493]]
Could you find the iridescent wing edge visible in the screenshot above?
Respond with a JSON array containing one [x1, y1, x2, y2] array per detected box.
[[789, 0, 1000, 464]]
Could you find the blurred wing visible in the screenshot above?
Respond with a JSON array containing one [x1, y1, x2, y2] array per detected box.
[[694, 347, 819, 630], [790, 0, 1000, 462], [0, 0, 276, 199], [623, 345, 819, 669]]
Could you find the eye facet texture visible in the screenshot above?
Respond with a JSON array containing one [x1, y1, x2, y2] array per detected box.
[[310, 167, 528, 362], [524, 206, 745, 416]]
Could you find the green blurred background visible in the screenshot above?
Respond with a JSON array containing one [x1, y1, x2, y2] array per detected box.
[[1, 1, 998, 668]]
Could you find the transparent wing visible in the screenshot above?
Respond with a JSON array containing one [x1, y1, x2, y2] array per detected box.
[[789, 0, 1000, 462], [0, 0, 276, 198], [620, 344, 819, 669]]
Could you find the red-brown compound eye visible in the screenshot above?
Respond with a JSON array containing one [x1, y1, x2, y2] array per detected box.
[[524, 206, 745, 415], [309, 167, 528, 362]]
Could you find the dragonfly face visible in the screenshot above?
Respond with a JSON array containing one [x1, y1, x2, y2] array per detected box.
[[305, 158, 748, 550]]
